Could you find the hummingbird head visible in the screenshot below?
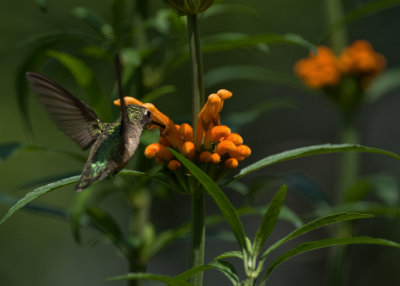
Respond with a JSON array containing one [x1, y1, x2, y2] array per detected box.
[[126, 104, 166, 129]]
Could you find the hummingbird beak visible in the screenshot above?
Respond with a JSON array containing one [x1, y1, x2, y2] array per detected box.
[[151, 120, 166, 129]]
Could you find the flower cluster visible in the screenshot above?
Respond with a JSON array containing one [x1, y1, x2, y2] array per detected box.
[[294, 40, 386, 89], [114, 90, 251, 175]]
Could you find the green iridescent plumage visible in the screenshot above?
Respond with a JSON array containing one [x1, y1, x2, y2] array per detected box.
[[26, 71, 153, 191]]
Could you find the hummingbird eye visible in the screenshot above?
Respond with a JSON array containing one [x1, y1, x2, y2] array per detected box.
[[145, 110, 151, 118]]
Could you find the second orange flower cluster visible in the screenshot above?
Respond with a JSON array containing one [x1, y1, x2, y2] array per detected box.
[[294, 40, 386, 89], [114, 90, 251, 173]]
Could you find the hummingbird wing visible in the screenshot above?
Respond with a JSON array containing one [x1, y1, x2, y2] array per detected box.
[[26, 71, 104, 150]]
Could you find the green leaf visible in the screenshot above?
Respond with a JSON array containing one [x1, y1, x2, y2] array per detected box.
[[215, 250, 244, 260], [86, 207, 124, 251], [261, 213, 372, 259], [253, 185, 287, 255], [366, 69, 400, 103], [317, 0, 400, 43], [174, 261, 240, 285], [71, 7, 114, 41], [46, 50, 111, 120], [262, 236, 400, 281], [202, 33, 316, 54], [0, 192, 67, 219], [109, 272, 191, 286], [0, 176, 79, 225], [315, 202, 400, 219], [229, 144, 400, 183], [205, 65, 303, 89], [169, 149, 247, 251]]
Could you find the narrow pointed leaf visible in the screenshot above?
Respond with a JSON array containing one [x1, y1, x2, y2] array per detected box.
[[169, 149, 247, 251], [205, 65, 303, 89], [0, 176, 79, 224], [262, 213, 372, 259], [215, 250, 243, 260], [315, 202, 400, 219], [86, 207, 124, 252], [0, 192, 67, 219], [201, 33, 316, 53], [253, 185, 287, 255], [174, 261, 240, 285], [230, 144, 400, 183], [109, 273, 191, 286], [263, 236, 400, 281]]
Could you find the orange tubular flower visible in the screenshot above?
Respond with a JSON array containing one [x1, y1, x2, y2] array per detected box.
[[114, 89, 251, 180]]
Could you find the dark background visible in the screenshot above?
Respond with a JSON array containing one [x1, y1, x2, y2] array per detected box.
[[1, 0, 400, 285]]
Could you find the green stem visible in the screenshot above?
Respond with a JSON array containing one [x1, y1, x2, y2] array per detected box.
[[324, 0, 348, 54], [338, 118, 359, 201], [327, 118, 359, 286], [190, 190, 205, 286], [187, 13, 205, 128], [187, 14, 206, 285]]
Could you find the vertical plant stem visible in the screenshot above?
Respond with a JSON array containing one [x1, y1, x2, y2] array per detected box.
[[187, 13, 206, 286], [187, 13, 205, 128], [324, 0, 348, 54], [190, 190, 205, 286], [324, 2, 357, 285]]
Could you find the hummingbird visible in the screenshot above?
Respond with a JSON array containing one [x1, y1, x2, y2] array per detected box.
[[26, 57, 165, 191]]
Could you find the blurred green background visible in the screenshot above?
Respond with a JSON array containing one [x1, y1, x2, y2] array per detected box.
[[2, 0, 400, 285]]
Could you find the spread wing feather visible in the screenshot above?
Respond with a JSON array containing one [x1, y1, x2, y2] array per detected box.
[[26, 71, 103, 150]]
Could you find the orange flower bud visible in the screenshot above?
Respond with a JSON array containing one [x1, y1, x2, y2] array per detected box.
[[179, 123, 194, 142], [144, 143, 160, 159], [217, 89, 232, 100], [225, 158, 239, 169], [199, 151, 212, 163], [216, 140, 236, 156], [157, 144, 174, 161], [210, 153, 221, 164], [224, 133, 243, 146], [181, 141, 195, 160], [235, 145, 251, 158], [144, 143, 173, 161], [211, 125, 231, 142], [168, 160, 181, 171]]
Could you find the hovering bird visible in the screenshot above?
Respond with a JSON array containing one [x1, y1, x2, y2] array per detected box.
[[26, 57, 165, 191]]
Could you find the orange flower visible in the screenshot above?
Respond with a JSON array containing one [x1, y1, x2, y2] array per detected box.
[[114, 90, 251, 177], [294, 46, 341, 89], [338, 40, 386, 76], [294, 40, 386, 91]]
